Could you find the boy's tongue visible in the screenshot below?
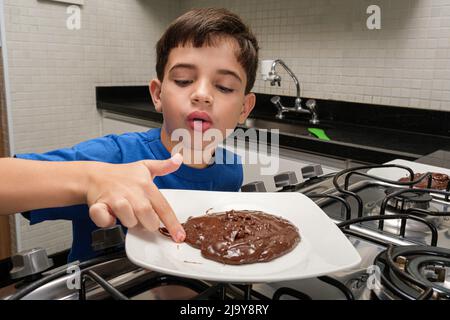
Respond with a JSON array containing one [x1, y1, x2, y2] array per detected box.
[[188, 119, 212, 132]]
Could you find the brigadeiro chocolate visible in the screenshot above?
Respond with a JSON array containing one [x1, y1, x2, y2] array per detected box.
[[398, 172, 449, 190], [159, 210, 301, 265]]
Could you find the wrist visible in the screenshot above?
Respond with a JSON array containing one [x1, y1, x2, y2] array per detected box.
[[76, 161, 96, 205]]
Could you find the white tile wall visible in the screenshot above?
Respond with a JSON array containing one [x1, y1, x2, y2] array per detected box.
[[4, 0, 450, 256], [4, 0, 180, 255], [181, 0, 450, 111]]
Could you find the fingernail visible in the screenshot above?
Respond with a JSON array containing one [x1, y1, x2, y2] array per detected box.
[[171, 153, 183, 165], [175, 229, 186, 242]]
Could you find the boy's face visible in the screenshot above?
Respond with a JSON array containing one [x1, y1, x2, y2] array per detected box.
[[149, 38, 256, 159]]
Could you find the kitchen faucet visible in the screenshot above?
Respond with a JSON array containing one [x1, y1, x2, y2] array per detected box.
[[261, 59, 319, 124]]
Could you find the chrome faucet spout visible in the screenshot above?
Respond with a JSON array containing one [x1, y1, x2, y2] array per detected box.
[[263, 59, 319, 123], [270, 59, 301, 105]]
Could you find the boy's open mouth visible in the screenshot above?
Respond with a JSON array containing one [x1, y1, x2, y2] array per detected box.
[[187, 111, 213, 132]]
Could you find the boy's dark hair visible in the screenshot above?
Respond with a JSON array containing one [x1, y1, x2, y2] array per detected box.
[[156, 8, 259, 94]]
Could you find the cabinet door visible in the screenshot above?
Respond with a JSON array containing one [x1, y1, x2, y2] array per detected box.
[[101, 112, 161, 136], [0, 216, 11, 259]]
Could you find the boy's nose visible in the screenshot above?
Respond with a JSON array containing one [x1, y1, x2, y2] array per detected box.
[[191, 80, 213, 106]]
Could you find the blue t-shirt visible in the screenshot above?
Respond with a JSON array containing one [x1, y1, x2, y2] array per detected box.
[[15, 128, 243, 262]]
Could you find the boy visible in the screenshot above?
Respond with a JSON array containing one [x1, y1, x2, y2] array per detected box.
[[0, 8, 258, 262]]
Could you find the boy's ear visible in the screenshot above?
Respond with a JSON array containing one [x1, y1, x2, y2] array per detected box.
[[149, 79, 163, 113], [238, 93, 256, 124]]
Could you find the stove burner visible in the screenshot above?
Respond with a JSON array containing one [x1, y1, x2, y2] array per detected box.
[[373, 245, 450, 300], [385, 187, 432, 212]]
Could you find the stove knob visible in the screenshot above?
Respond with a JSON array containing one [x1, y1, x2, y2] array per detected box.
[[274, 171, 298, 188], [92, 225, 125, 251], [10, 247, 54, 279], [301, 164, 324, 179], [241, 181, 267, 192]]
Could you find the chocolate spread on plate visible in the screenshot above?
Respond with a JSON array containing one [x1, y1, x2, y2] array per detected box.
[[159, 210, 301, 265], [398, 172, 449, 190]]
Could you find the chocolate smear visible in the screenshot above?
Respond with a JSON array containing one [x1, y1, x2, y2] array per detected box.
[[398, 172, 449, 190], [159, 210, 301, 265]]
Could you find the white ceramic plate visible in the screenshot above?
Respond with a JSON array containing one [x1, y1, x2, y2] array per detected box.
[[367, 159, 450, 194], [125, 190, 361, 283]]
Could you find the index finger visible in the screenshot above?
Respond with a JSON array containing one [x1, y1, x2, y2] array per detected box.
[[147, 182, 185, 243]]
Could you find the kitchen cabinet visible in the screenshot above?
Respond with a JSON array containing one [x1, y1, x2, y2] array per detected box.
[[0, 216, 11, 260], [101, 111, 161, 136], [48, 0, 84, 5]]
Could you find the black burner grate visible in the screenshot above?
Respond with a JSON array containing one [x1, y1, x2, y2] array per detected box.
[[373, 245, 450, 300]]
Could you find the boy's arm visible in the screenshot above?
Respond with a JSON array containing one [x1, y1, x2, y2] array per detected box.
[[0, 157, 90, 213], [0, 156, 186, 242]]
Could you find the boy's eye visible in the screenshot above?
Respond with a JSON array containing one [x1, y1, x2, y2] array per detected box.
[[174, 80, 193, 87], [216, 85, 234, 93]]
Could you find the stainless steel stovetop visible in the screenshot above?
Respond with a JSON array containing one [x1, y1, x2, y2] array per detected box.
[[1, 163, 449, 300]]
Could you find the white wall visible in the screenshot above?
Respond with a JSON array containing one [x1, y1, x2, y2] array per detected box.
[[182, 0, 450, 111]]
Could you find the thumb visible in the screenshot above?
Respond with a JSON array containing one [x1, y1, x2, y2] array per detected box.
[[89, 202, 117, 228], [142, 153, 183, 177]]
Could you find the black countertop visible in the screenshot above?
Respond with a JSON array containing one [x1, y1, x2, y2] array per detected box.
[[99, 99, 163, 123], [96, 86, 450, 166]]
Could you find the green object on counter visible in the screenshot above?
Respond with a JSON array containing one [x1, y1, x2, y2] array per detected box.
[[308, 128, 331, 141]]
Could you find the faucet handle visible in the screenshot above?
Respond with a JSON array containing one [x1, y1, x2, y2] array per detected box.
[[305, 99, 316, 109], [306, 99, 320, 124], [270, 96, 281, 105], [270, 96, 285, 119], [270, 75, 281, 86]]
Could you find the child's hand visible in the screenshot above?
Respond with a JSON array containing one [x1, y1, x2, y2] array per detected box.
[[85, 154, 186, 243]]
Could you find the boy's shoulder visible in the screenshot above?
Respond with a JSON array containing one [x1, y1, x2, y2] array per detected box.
[[109, 127, 160, 143], [110, 127, 164, 162], [105, 127, 162, 152]]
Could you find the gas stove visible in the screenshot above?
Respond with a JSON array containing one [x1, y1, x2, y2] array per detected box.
[[253, 162, 450, 300], [1, 161, 449, 300]]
